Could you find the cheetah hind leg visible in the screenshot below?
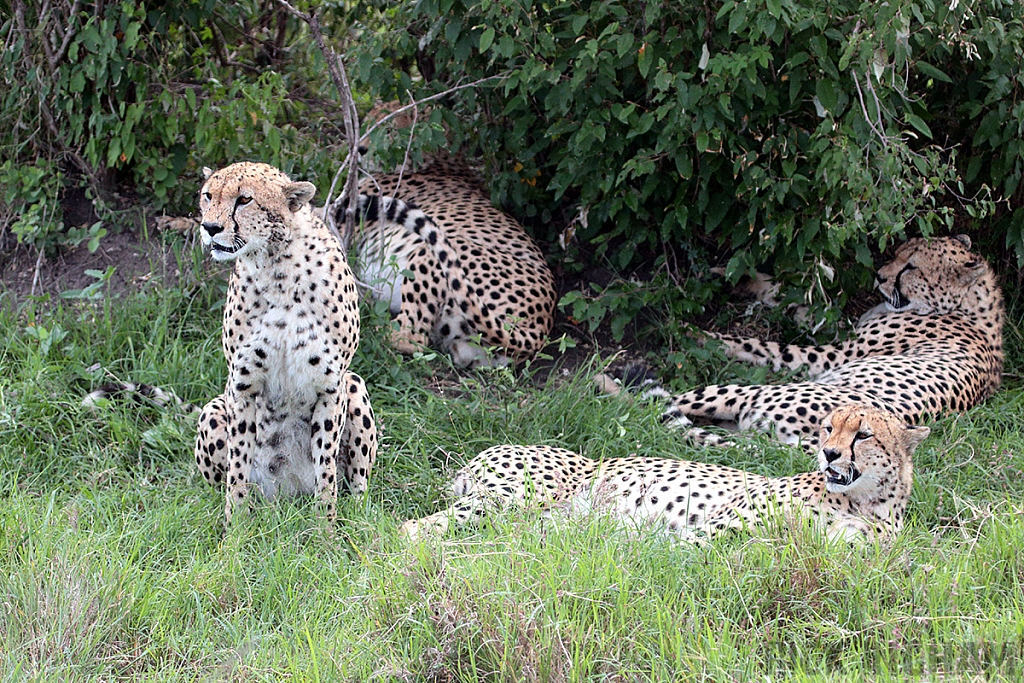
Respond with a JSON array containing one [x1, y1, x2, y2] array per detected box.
[[661, 384, 772, 449], [337, 371, 379, 495]]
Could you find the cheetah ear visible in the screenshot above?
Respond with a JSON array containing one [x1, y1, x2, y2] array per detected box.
[[901, 425, 931, 454], [202, 166, 214, 180], [952, 234, 972, 250], [283, 181, 316, 212]]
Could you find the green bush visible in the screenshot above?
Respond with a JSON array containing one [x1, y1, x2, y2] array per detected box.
[[353, 0, 1020, 326], [0, 0, 352, 250]]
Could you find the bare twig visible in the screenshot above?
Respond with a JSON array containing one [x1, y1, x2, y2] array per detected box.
[[359, 75, 507, 147], [277, 0, 507, 250], [852, 70, 890, 148], [390, 90, 421, 202], [324, 73, 508, 247], [13, 0, 101, 189], [50, 0, 82, 70], [30, 246, 45, 297], [274, 0, 360, 248]]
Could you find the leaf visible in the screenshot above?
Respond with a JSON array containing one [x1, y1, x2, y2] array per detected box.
[[905, 113, 932, 139], [815, 79, 837, 116], [872, 47, 888, 83], [812, 95, 827, 118], [69, 70, 85, 93], [916, 61, 952, 83], [638, 42, 653, 78], [479, 26, 495, 52], [696, 132, 709, 152], [699, 43, 710, 71]]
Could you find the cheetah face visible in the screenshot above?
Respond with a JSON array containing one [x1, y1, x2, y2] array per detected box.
[[199, 162, 316, 262], [874, 235, 990, 315], [817, 406, 929, 496]]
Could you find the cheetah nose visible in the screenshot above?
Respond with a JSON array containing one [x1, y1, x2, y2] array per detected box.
[[823, 447, 841, 463], [202, 222, 224, 237]]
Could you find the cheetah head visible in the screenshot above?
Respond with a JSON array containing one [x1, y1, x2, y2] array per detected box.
[[817, 406, 929, 497], [198, 162, 316, 262], [874, 235, 993, 315]]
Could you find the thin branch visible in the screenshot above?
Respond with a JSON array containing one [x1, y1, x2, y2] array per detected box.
[[390, 90, 421, 202], [852, 69, 890, 148], [324, 73, 509, 246], [50, 0, 82, 70], [359, 74, 507, 144], [37, 0, 56, 67], [275, 0, 360, 248], [13, 0, 100, 188], [277, 0, 507, 251]]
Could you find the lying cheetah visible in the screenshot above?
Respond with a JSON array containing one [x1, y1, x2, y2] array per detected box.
[[342, 158, 557, 367], [401, 405, 929, 544], [662, 235, 1003, 452], [195, 162, 377, 524]]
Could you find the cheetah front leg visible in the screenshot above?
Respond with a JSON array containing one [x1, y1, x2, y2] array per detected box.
[[224, 388, 258, 526], [663, 383, 823, 453], [223, 343, 266, 526], [337, 372, 378, 495], [195, 393, 231, 485], [399, 497, 498, 541], [310, 390, 346, 521]]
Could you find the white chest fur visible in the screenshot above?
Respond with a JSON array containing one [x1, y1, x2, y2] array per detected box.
[[232, 252, 346, 500]]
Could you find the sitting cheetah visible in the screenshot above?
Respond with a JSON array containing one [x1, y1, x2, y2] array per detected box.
[[401, 405, 929, 544], [195, 161, 378, 524], [662, 235, 1003, 452], [339, 158, 557, 367]]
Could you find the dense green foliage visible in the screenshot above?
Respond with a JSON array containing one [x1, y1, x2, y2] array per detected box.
[[1, 0, 1021, 333], [354, 0, 1022, 315], [0, 0, 345, 250]]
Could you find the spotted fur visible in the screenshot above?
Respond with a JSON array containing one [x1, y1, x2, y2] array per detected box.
[[662, 236, 1003, 452], [343, 160, 556, 367], [401, 406, 928, 543], [196, 162, 377, 524]]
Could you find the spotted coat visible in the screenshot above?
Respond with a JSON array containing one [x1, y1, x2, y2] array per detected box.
[[662, 236, 1004, 452], [343, 160, 556, 367], [195, 162, 377, 524], [401, 406, 929, 543]]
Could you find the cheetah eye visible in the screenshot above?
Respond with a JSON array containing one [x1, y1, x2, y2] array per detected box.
[[823, 425, 833, 434], [853, 431, 871, 442], [202, 191, 212, 201], [236, 196, 253, 206]]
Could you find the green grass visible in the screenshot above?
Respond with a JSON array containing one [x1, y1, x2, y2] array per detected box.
[[1, 260, 1023, 681]]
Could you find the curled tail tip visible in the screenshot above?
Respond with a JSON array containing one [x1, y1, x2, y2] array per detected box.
[[594, 363, 670, 402]]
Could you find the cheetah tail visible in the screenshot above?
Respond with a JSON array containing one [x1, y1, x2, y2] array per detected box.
[[82, 382, 198, 413]]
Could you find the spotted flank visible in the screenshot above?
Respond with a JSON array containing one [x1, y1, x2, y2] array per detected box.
[[347, 160, 556, 367]]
